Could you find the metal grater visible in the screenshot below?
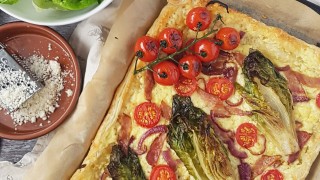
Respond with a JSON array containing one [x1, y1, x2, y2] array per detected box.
[[0, 43, 43, 113]]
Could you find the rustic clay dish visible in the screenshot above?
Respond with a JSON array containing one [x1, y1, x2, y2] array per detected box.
[[0, 22, 81, 140]]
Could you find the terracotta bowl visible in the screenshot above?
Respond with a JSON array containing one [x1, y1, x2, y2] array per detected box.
[[0, 22, 81, 140]]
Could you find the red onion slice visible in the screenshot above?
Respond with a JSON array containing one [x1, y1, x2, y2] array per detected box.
[[162, 150, 181, 171], [226, 97, 243, 107], [238, 162, 251, 180], [146, 133, 167, 166], [136, 125, 168, 155]]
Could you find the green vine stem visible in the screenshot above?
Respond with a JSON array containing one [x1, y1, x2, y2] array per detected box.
[[133, 14, 224, 75]]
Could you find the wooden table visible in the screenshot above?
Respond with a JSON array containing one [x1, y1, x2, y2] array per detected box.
[[0, 10, 78, 163]]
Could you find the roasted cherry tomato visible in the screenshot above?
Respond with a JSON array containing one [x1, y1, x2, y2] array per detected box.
[[316, 93, 320, 108], [174, 77, 197, 96], [134, 102, 161, 128], [153, 61, 180, 86], [235, 123, 258, 148], [158, 28, 183, 54], [150, 165, 177, 180], [178, 55, 202, 79], [194, 39, 220, 63], [261, 169, 284, 180], [134, 36, 159, 62], [206, 77, 234, 100], [186, 7, 212, 31], [215, 27, 241, 50]]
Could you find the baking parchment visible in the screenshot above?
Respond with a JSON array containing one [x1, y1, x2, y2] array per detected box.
[[25, 0, 320, 179], [24, 0, 167, 179]]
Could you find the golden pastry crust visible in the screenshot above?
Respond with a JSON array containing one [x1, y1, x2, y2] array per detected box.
[[71, 1, 320, 179]]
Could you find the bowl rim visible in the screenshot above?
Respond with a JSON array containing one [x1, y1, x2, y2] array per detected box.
[[0, 0, 113, 26], [0, 22, 81, 140]]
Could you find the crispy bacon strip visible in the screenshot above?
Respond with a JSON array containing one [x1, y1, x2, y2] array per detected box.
[[117, 113, 132, 154], [144, 70, 155, 101], [160, 100, 172, 120], [146, 133, 167, 166], [252, 155, 283, 177], [282, 69, 310, 102]]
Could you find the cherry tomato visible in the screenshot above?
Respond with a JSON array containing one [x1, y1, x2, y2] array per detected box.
[[235, 123, 258, 148], [178, 55, 202, 79], [158, 28, 183, 54], [185, 38, 195, 55], [150, 165, 176, 180], [206, 77, 234, 100], [194, 39, 220, 63], [316, 93, 320, 108], [261, 169, 284, 180], [174, 77, 197, 97], [215, 27, 241, 50], [134, 36, 159, 62], [186, 7, 212, 31], [134, 102, 161, 128], [153, 61, 180, 86]]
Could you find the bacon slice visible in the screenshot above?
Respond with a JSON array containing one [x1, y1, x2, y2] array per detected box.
[[197, 88, 251, 118], [282, 69, 310, 102], [160, 100, 172, 120], [117, 113, 132, 154], [144, 70, 155, 101], [297, 130, 312, 148], [294, 71, 320, 89], [252, 155, 283, 177], [146, 133, 167, 166]]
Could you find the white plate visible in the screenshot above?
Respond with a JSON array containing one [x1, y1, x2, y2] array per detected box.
[[0, 0, 113, 26]]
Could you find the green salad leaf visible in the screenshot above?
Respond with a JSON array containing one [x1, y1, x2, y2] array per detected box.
[[167, 95, 234, 179], [107, 144, 146, 180], [240, 49, 299, 155], [32, 0, 100, 10], [0, 0, 18, 5]]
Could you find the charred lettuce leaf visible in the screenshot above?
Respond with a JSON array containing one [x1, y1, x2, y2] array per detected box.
[[107, 145, 146, 180], [240, 50, 299, 155], [167, 95, 234, 179]]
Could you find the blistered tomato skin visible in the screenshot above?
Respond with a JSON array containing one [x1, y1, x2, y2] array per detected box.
[[178, 55, 202, 79], [158, 28, 183, 54], [186, 7, 212, 31], [194, 39, 220, 63], [215, 27, 241, 50], [134, 36, 159, 62], [174, 77, 198, 97], [153, 61, 180, 86]]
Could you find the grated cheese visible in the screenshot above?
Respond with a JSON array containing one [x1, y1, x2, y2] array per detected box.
[[0, 55, 66, 126]]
